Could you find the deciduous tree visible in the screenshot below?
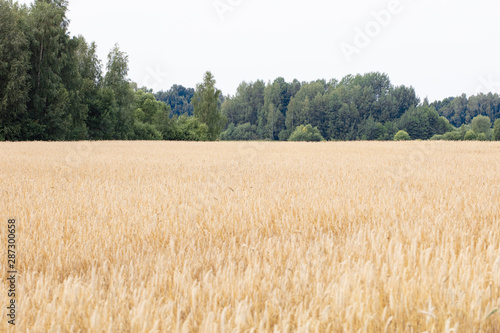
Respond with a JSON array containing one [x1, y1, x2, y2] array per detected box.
[[192, 71, 226, 140]]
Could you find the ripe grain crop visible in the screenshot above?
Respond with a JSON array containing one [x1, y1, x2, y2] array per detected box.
[[0, 141, 499, 332]]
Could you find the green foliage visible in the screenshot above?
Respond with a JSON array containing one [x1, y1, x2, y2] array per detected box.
[[397, 105, 452, 140], [434, 93, 500, 129], [173, 115, 209, 141], [457, 124, 468, 138], [104, 44, 135, 139], [133, 121, 162, 140], [221, 81, 264, 129], [494, 119, 500, 141], [0, 0, 30, 141], [380, 121, 399, 141], [278, 129, 292, 141], [134, 90, 169, 124], [220, 73, 424, 142], [220, 123, 258, 141], [464, 130, 477, 141], [25, 0, 73, 140], [192, 71, 226, 141], [87, 87, 116, 140], [430, 134, 443, 141], [131, 89, 173, 140], [476, 133, 488, 141], [153, 108, 176, 140], [442, 131, 463, 141], [394, 130, 411, 141], [288, 124, 325, 142], [359, 116, 384, 140], [59, 35, 92, 140], [260, 78, 298, 140], [155, 85, 195, 117], [470, 115, 492, 134], [0, 1, 225, 143]]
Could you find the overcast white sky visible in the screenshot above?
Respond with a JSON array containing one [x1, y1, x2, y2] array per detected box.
[[16, 0, 500, 101]]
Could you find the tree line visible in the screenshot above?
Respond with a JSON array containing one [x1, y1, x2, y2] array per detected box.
[[215, 73, 500, 142], [1, 0, 499, 142], [0, 0, 219, 141]]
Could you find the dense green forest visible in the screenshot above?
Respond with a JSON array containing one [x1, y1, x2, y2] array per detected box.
[[214, 75, 500, 141], [1, 0, 500, 142]]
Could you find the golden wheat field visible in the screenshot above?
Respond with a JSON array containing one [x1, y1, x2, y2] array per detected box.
[[0, 141, 499, 332]]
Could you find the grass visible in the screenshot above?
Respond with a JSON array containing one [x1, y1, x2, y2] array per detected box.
[[1, 141, 499, 332]]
